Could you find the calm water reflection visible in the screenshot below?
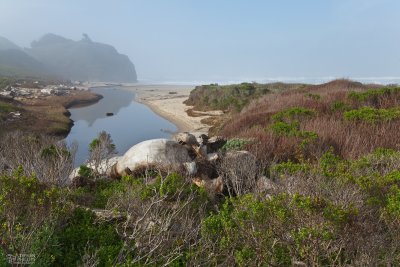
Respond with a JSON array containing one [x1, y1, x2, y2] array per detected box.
[[65, 86, 177, 165]]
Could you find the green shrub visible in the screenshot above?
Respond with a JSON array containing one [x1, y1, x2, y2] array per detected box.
[[271, 107, 315, 122], [270, 121, 299, 136], [40, 144, 71, 159], [271, 160, 311, 176], [0, 167, 63, 262], [348, 87, 400, 103], [305, 93, 321, 100], [89, 138, 101, 151], [298, 131, 318, 149], [385, 185, 400, 218], [53, 208, 123, 266], [343, 149, 400, 218], [69, 179, 126, 209], [269, 107, 318, 151], [200, 193, 361, 266], [30, 221, 62, 266], [344, 107, 400, 123], [350, 148, 400, 174], [235, 245, 256, 266], [0, 250, 7, 266], [331, 101, 351, 112], [160, 172, 187, 198], [221, 138, 251, 151], [270, 107, 315, 137], [78, 165, 92, 178], [89, 131, 116, 153], [319, 149, 342, 177], [184, 82, 302, 112]]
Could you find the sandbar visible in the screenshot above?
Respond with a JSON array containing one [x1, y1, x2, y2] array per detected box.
[[121, 84, 223, 134]]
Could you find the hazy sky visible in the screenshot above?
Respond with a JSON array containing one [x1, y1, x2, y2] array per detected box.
[[0, 0, 399, 82]]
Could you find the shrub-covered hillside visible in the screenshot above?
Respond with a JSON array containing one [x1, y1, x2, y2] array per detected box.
[[0, 79, 399, 266], [218, 79, 400, 162], [184, 82, 304, 112]]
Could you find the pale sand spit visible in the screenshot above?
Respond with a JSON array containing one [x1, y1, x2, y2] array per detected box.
[[121, 84, 223, 133]]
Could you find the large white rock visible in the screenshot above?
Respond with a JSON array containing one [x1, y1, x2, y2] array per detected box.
[[68, 156, 121, 183], [115, 139, 193, 176], [172, 132, 199, 146], [88, 156, 121, 176], [69, 167, 80, 181]]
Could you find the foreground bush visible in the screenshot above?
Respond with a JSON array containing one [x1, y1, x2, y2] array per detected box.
[[197, 148, 400, 266], [0, 167, 66, 266]]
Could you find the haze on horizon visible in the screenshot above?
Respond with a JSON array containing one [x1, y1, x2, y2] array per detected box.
[[0, 0, 399, 83]]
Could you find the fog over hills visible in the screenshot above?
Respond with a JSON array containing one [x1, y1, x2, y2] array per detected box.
[[0, 34, 137, 82], [0, 36, 21, 51], [0, 36, 51, 77]]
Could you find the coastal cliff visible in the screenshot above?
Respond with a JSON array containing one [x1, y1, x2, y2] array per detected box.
[[27, 34, 137, 82]]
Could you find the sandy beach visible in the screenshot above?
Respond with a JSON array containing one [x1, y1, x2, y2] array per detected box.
[[121, 84, 223, 134]]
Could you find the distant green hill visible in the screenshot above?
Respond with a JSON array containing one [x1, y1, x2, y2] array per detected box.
[[0, 36, 21, 51], [0, 36, 52, 77], [26, 33, 137, 82], [0, 49, 51, 77]]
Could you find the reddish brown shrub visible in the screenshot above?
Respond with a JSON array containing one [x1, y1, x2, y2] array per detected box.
[[218, 80, 400, 163]]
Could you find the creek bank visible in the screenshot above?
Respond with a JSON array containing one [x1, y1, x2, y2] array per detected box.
[[0, 90, 102, 137]]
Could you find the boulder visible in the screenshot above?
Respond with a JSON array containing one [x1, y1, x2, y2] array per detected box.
[[196, 145, 208, 158], [207, 136, 227, 153], [68, 156, 121, 183], [69, 167, 80, 181], [183, 162, 197, 175], [172, 132, 199, 146], [206, 153, 219, 162], [192, 176, 224, 194], [196, 133, 209, 146], [87, 156, 121, 176], [114, 139, 194, 177], [68, 134, 228, 185]]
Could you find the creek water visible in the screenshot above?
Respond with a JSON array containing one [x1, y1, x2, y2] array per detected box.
[[65, 86, 177, 166]]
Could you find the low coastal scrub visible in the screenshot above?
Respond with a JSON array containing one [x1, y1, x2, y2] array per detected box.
[[221, 138, 251, 151], [270, 107, 316, 136], [344, 106, 400, 123], [184, 82, 304, 112], [220, 79, 400, 160], [348, 86, 400, 104], [1, 80, 400, 266], [1, 140, 399, 266]]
